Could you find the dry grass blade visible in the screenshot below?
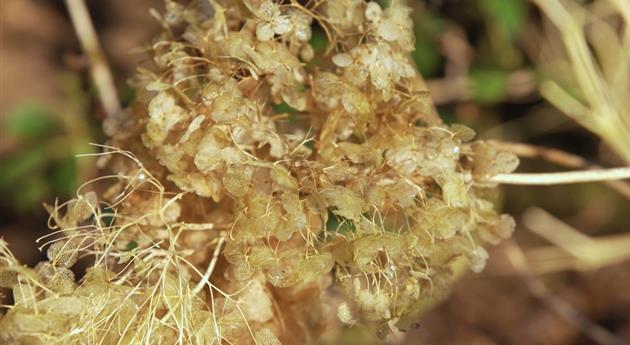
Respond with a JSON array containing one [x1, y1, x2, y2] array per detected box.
[[523, 207, 630, 271], [530, 0, 630, 163]]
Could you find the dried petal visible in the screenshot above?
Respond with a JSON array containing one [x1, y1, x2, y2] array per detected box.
[[332, 53, 353, 67]]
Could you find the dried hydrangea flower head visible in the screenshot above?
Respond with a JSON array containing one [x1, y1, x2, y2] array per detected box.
[[0, 0, 518, 344]]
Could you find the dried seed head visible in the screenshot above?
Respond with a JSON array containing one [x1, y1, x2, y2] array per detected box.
[[0, 0, 520, 342]]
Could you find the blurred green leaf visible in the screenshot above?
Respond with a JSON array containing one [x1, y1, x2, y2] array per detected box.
[[0, 146, 78, 211], [376, 0, 391, 9], [4, 103, 58, 140], [14, 176, 49, 212], [305, 139, 315, 149], [413, 40, 441, 78], [309, 26, 328, 51], [0, 148, 47, 191], [326, 209, 356, 236], [479, 0, 525, 39], [412, 13, 446, 78], [436, 108, 457, 125], [126, 241, 139, 250], [470, 68, 508, 103], [271, 102, 298, 114], [121, 83, 136, 107], [51, 157, 78, 196]]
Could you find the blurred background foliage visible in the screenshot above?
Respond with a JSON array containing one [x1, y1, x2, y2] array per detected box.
[[1, 0, 629, 344]]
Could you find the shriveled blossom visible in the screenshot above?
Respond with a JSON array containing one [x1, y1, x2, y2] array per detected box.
[[253, 0, 293, 41], [0, 0, 519, 344]]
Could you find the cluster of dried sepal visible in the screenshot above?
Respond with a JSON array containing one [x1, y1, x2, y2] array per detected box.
[[0, 0, 519, 344]]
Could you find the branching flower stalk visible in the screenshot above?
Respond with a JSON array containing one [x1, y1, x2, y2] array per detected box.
[[0, 1, 523, 344]]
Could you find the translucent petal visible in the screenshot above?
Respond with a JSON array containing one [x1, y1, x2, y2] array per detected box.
[[365, 2, 382, 22], [332, 53, 353, 67], [256, 22, 275, 42]]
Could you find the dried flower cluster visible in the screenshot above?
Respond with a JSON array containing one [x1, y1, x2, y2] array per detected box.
[[0, 0, 518, 344]]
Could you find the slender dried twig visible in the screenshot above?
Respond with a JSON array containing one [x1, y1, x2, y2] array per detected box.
[[192, 236, 226, 295], [65, 0, 121, 118], [490, 167, 630, 185], [490, 141, 630, 199]]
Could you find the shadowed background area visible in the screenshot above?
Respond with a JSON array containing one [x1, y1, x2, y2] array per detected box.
[[1, 1, 629, 344]]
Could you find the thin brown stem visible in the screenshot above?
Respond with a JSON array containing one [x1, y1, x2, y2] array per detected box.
[[490, 167, 630, 185], [489, 141, 587, 167], [490, 141, 630, 199], [65, 0, 121, 118]]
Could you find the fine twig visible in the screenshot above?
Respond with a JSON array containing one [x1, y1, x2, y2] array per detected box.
[[490, 141, 630, 199], [489, 141, 588, 167], [490, 167, 630, 185], [192, 236, 226, 295], [65, 0, 121, 118]]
